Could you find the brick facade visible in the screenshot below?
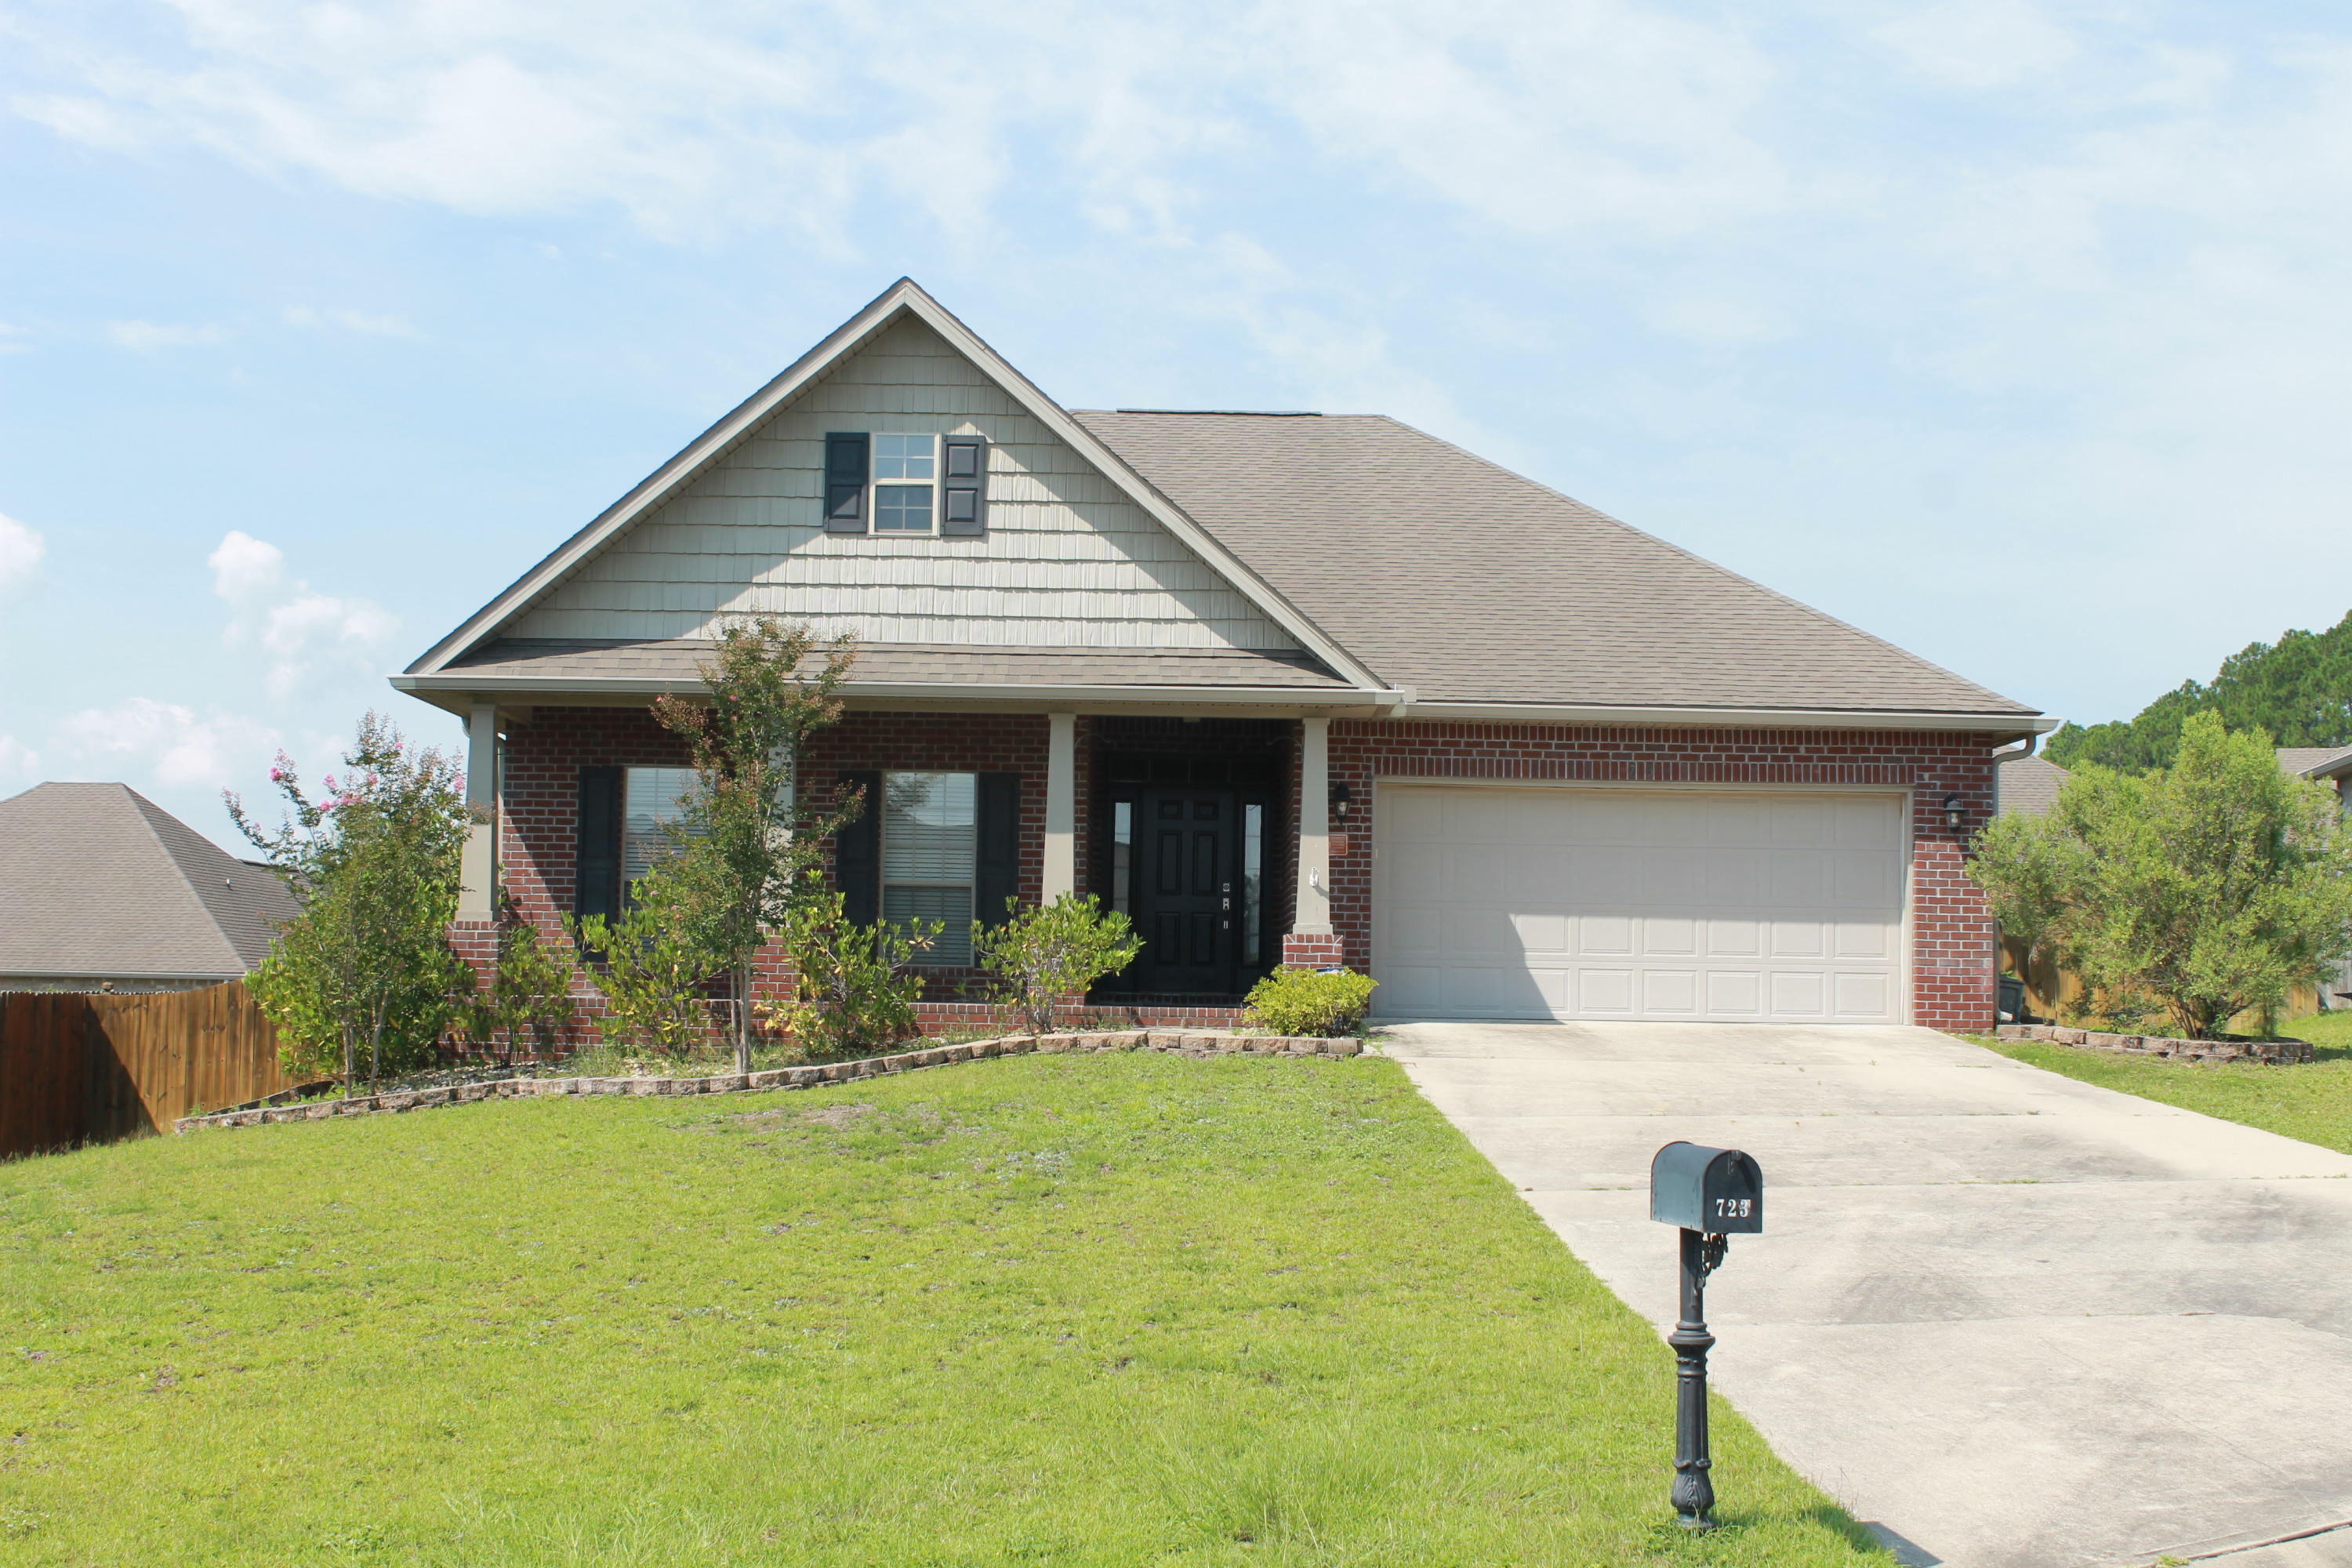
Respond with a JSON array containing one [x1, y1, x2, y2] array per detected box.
[[1322, 720, 2002, 1033], [481, 706, 2003, 1040]]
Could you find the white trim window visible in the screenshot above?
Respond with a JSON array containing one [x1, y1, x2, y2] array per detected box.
[[882, 771, 975, 964], [622, 766, 700, 883], [871, 433, 938, 535]]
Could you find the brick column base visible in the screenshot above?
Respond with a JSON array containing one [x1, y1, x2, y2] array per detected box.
[[1280, 932, 1345, 969], [448, 920, 499, 993]]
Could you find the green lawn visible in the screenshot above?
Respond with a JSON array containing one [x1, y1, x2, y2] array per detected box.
[[1980, 1011, 2352, 1155], [0, 1051, 1884, 1566]]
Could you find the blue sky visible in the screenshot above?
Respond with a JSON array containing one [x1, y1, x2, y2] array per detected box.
[[6, 1, 2352, 849]]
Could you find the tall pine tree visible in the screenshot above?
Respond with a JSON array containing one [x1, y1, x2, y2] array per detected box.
[[2045, 610, 2352, 771]]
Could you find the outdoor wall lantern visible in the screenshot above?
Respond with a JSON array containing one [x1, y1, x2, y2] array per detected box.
[[1330, 782, 1353, 822], [1942, 792, 1965, 830], [1649, 1141, 1765, 1531]]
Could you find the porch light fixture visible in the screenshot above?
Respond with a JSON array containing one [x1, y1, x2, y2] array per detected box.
[[1330, 782, 1353, 822], [1942, 793, 1964, 830]]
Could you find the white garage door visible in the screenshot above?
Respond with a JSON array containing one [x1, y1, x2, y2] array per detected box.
[[1373, 786, 1907, 1024]]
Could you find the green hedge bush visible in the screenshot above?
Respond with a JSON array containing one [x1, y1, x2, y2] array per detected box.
[[1243, 967, 1377, 1036]]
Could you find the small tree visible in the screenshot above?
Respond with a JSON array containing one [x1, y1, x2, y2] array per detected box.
[[1969, 712, 2352, 1038], [649, 616, 858, 1073], [228, 713, 473, 1092], [458, 907, 578, 1066], [1967, 808, 2086, 980], [971, 895, 1142, 1033], [758, 884, 937, 1060], [568, 872, 724, 1058]]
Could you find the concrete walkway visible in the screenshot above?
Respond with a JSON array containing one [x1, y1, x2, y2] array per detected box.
[[1380, 1021, 2352, 1568]]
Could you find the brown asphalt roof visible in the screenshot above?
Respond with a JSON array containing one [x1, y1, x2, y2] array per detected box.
[[0, 782, 296, 985], [2278, 746, 2352, 780], [1996, 753, 2070, 816], [445, 639, 1351, 691], [1076, 411, 2036, 717]]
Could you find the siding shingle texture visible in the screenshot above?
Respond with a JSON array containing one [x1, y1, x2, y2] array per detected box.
[[1076, 411, 2035, 716], [0, 782, 296, 983]]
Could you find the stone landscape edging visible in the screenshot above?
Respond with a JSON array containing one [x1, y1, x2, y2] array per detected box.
[[1994, 1022, 2314, 1065], [172, 1029, 1365, 1134]]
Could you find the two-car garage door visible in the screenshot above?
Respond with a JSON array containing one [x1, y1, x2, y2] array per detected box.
[[1372, 785, 1907, 1024]]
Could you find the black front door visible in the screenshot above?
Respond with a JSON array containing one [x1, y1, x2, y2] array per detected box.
[[1137, 788, 1234, 993]]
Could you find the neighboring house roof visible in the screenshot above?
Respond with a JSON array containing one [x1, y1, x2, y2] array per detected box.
[[401, 278, 2042, 728], [1998, 753, 2070, 816], [0, 782, 296, 985], [2278, 746, 2352, 781], [1075, 411, 2034, 717]]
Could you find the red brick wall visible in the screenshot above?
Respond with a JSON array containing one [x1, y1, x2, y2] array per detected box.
[[1323, 720, 2004, 1033], [489, 707, 2003, 1036], [492, 707, 1061, 1028]]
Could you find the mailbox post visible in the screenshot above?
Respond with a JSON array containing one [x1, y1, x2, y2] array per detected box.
[[1648, 1141, 1763, 1530]]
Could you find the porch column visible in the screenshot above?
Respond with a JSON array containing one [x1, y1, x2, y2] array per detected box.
[[1044, 711, 1076, 901], [1292, 716, 1333, 938], [457, 701, 498, 921]]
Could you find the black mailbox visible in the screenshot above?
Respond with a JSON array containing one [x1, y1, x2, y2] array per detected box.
[[1650, 1142, 1763, 1235]]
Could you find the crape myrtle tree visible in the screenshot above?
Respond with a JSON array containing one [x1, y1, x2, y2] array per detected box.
[[227, 713, 474, 1092], [649, 615, 861, 1073], [1970, 712, 2352, 1039]]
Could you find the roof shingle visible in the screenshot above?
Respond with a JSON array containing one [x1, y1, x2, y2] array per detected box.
[[1076, 410, 2034, 717], [0, 782, 296, 984]]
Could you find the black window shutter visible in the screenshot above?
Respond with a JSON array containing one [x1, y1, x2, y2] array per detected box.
[[575, 767, 622, 924], [940, 434, 988, 537], [824, 432, 869, 535], [835, 770, 881, 926], [975, 771, 1021, 926]]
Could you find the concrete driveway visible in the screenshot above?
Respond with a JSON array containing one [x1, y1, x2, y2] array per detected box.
[[1381, 1021, 2352, 1568]]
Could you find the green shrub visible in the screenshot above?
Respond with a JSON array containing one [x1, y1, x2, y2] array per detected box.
[[971, 894, 1143, 1033], [759, 885, 938, 1060], [456, 911, 578, 1065], [567, 884, 722, 1058], [1243, 967, 1377, 1037]]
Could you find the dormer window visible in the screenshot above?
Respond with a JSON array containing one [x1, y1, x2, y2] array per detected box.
[[872, 434, 937, 533], [824, 431, 989, 538]]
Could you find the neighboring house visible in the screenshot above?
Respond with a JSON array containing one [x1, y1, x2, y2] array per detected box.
[[2278, 746, 2352, 804], [0, 782, 295, 993], [2002, 746, 2350, 820], [393, 279, 2046, 1031], [1996, 750, 2069, 816]]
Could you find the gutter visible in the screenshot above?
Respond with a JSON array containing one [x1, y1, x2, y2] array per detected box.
[[1394, 700, 2059, 735]]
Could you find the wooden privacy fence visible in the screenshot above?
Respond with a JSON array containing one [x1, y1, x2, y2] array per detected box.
[[0, 979, 298, 1158]]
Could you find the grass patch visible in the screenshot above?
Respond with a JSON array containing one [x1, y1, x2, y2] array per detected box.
[[0, 1053, 1883, 1566], [1978, 1012, 2352, 1155]]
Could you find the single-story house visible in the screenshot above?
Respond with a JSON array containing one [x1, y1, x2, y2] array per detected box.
[[393, 279, 2046, 1030], [2278, 746, 2352, 803], [0, 782, 295, 993]]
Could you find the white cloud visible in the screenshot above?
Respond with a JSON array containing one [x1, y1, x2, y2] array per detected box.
[[283, 305, 419, 337], [205, 530, 397, 699], [0, 735, 38, 785], [107, 320, 228, 350], [0, 322, 29, 355], [58, 699, 280, 791], [0, 511, 43, 592], [208, 528, 285, 600], [1871, 0, 2080, 89]]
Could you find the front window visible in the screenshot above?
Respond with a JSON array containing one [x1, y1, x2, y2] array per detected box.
[[622, 767, 699, 883], [872, 434, 936, 534], [883, 771, 975, 964]]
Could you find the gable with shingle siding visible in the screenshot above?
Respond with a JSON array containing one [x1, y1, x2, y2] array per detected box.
[[507, 315, 1300, 653]]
